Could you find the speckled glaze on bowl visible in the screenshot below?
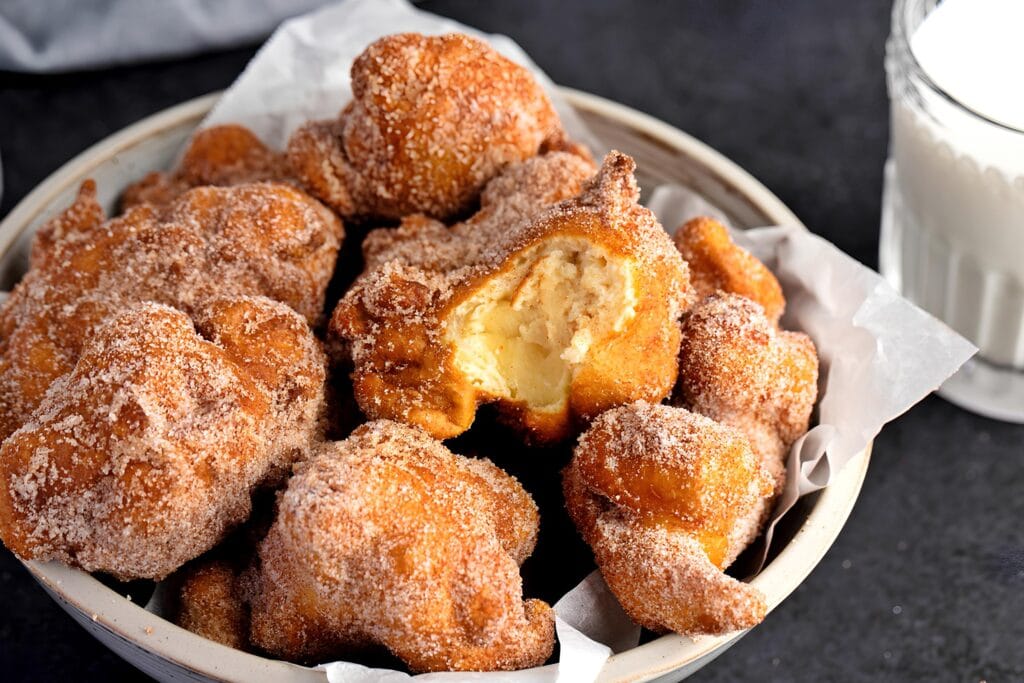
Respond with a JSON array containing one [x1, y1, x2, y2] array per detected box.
[[0, 90, 870, 683]]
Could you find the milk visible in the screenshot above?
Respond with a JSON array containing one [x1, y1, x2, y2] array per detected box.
[[912, 0, 1024, 135], [880, 0, 1024, 420], [881, 0, 1024, 375]]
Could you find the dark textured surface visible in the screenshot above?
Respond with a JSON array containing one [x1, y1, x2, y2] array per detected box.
[[0, 1, 1021, 681]]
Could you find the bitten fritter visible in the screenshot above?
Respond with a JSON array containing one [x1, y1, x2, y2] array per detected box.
[[675, 293, 818, 491], [0, 181, 342, 441], [245, 420, 553, 672], [121, 124, 293, 211], [674, 216, 785, 324], [563, 402, 773, 635], [332, 151, 691, 443], [287, 32, 570, 220], [0, 297, 326, 580]]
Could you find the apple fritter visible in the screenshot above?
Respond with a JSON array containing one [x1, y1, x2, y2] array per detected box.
[[332, 151, 690, 443], [676, 293, 818, 492], [674, 216, 785, 324], [121, 124, 293, 211], [173, 558, 250, 651], [0, 297, 326, 580], [287, 32, 573, 221], [245, 420, 553, 672], [564, 402, 773, 635], [0, 181, 341, 441]]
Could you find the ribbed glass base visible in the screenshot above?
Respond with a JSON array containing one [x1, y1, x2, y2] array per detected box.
[[881, 160, 1024, 422]]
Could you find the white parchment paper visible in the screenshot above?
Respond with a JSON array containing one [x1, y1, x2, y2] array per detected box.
[[645, 185, 979, 568], [169, 0, 977, 680]]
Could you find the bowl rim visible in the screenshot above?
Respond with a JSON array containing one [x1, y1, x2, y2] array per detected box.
[[1, 89, 871, 683]]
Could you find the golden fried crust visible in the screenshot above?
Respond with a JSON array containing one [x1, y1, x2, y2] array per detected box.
[[173, 558, 250, 651], [121, 124, 293, 211], [675, 293, 818, 492], [0, 297, 326, 580], [0, 181, 341, 441], [331, 151, 690, 443], [563, 402, 771, 635], [674, 217, 785, 324], [287, 32, 567, 220], [245, 421, 553, 672]]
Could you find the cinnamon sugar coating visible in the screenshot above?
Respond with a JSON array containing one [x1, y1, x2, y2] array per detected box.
[[674, 216, 785, 323], [675, 293, 818, 492], [173, 558, 250, 651], [563, 402, 772, 635], [166, 491, 278, 650], [245, 420, 553, 672], [121, 124, 293, 211], [0, 297, 326, 580], [29, 179, 105, 270], [0, 181, 342, 441], [287, 32, 570, 220], [331, 151, 690, 443]]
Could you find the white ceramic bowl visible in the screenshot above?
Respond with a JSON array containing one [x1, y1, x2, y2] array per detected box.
[[0, 90, 870, 683]]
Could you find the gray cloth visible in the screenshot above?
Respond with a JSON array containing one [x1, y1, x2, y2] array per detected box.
[[0, 0, 334, 72]]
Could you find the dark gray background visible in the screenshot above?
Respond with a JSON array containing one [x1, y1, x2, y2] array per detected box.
[[1, 1, 1021, 681]]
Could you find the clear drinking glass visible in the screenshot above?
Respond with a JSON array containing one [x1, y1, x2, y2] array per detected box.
[[880, 0, 1024, 421]]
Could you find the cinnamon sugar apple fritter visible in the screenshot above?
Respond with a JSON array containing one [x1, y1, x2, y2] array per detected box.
[[675, 293, 819, 493], [245, 420, 553, 672], [563, 402, 773, 635], [0, 180, 342, 442], [0, 296, 326, 580], [674, 216, 785, 323], [287, 32, 574, 221], [121, 124, 294, 211], [332, 151, 691, 443]]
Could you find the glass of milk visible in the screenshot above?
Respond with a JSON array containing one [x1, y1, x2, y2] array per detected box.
[[880, 0, 1024, 422]]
